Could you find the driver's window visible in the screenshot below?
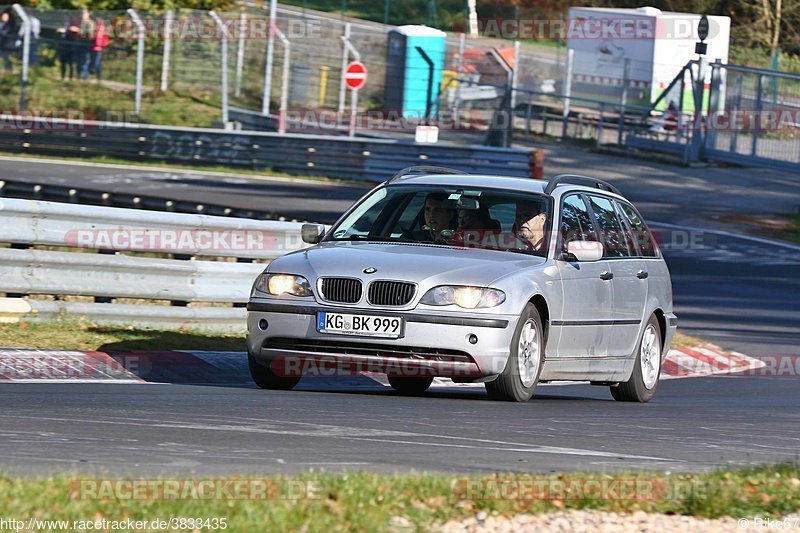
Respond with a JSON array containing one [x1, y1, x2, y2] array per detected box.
[[559, 194, 598, 253], [388, 192, 427, 237]]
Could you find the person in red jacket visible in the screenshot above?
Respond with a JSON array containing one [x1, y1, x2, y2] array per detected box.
[[88, 17, 109, 81]]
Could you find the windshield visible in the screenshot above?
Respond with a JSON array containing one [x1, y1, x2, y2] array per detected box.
[[327, 185, 552, 256]]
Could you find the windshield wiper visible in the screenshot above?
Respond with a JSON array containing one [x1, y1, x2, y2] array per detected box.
[[340, 235, 419, 244]]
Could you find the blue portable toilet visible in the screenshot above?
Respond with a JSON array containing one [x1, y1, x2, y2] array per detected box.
[[384, 25, 447, 120]]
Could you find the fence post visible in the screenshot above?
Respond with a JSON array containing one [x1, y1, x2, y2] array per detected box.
[[160, 9, 173, 92], [338, 23, 351, 115], [235, 12, 246, 98], [126, 9, 145, 117], [705, 59, 722, 157], [617, 58, 630, 145], [11, 4, 30, 111], [339, 26, 361, 135], [561, 48, 573, 138], [262, 0, 277, 115], [209, 11, 229, 125], [274, 27, 291, 134], [453, 32, 465, 127], [752, 74, 763, 156], [510, 40, 520, 110], [597, 101, 604, 148], [729, 74, 743, 153]]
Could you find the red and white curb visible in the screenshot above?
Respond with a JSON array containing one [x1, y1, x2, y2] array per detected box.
[[0, 346, 765, 386]]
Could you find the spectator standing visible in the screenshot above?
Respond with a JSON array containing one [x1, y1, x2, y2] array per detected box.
[[0, 10, 18, 73], [89, 18, 109, 81], [57, 14, 82, 80], [78, 9, 95, 80]]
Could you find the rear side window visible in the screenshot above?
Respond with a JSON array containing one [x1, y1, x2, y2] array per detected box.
[[586, 195, 633, 258], [558, 194, 598, 253], [618, 202, 658, 257]]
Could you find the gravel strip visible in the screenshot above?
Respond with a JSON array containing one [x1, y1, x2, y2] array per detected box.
[[437, 511, 800, 532]]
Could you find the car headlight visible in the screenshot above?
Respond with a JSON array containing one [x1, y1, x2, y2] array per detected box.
[[252, 274, 312, 297], [420, 285, 506, 309]]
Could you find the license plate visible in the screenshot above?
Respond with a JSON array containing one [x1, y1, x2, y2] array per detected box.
[[317, 312, 404, 339]]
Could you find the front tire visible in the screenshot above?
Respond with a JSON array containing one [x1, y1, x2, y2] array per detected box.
[[387, 375, 434, 395], [485, 303, 544, 402], [248, 353, 302, 390], [610, 315, 662, 402]]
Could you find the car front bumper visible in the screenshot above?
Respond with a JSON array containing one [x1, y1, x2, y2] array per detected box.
[[246, 299, 520, 380]]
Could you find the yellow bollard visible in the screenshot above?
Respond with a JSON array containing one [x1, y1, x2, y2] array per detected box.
[[319, 66, 330, 106]]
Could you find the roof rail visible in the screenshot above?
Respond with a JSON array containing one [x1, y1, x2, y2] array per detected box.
[[544, 174, 622, 196], [388, 165, 468, 183]]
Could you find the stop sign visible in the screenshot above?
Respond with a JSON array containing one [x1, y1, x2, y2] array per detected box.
[[344, 61, 367, 91]]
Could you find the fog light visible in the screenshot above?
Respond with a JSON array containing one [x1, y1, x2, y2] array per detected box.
[[259, 319, 269, 331], [468, 334, 478, 345]]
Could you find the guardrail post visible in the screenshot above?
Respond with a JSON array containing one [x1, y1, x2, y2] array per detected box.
[[11, 5, 30, 111], [235, 12, 246, 98], [209, 11, 230, 125], [160, 9, 173, 92], [126, 9, 146, 117], [561, 48, 573, 138]]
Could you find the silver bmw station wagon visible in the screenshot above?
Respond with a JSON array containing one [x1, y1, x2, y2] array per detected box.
[[246, 167, 677, 402]]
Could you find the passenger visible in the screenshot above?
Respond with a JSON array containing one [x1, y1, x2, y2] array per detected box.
[[419, 192, 456, 243], [514, 202, 547, 251], [457, 206, 491, 230]]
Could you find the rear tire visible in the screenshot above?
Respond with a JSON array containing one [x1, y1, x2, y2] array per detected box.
[[387, 375, 434, 395], [248, 353, 301, 390], [485, 304, 544, 402], [610, 315, 662, 402]]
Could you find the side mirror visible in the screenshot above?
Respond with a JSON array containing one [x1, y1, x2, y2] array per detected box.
[[564, 240, 603, 262], [301, 223, 325, 245]]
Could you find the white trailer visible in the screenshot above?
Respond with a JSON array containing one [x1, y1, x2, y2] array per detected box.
[[566, 6, 730, 105]]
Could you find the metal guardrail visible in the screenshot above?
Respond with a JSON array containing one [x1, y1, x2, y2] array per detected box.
[[0, 197, 313, 331], [0, 115, 535, 182], [0, 178, 290, 221], [0, 197, 306, 259]]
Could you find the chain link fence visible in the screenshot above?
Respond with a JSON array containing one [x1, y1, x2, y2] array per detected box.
[[0, 3, 798, 171]]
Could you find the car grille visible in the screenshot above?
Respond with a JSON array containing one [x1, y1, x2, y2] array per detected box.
[[319, 277, 362, 303], [368, 281, 416, 306]]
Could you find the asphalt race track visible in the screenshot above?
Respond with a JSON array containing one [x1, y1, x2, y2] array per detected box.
[[1, 375, 799, 476], [1, 155, 799, 475]]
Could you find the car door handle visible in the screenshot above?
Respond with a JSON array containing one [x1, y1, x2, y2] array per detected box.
[[599, 271, 614, 281], [636, 270, 649, 279]]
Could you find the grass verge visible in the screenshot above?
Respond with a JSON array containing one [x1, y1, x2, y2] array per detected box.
[[0, 320, 702, 353], [0, 321, 245, 352], [0, 465, 798, 531]]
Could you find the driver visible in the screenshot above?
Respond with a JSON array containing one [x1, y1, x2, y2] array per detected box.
[[421, 192, 456, 243]]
